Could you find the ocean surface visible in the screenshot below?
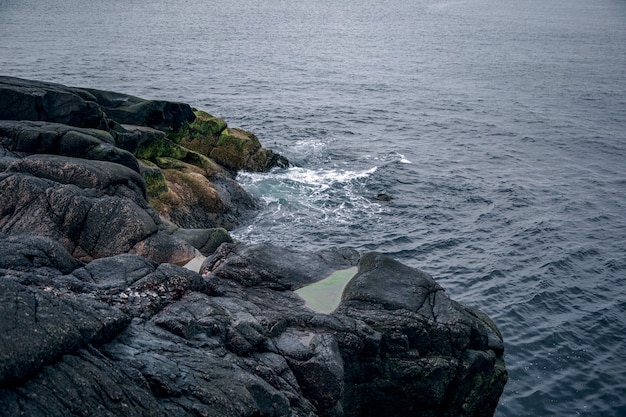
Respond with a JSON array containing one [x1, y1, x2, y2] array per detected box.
[[1, 0, 625, 415]]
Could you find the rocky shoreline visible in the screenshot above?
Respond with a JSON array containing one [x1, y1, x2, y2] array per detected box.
[[0, 76, 507, 416]]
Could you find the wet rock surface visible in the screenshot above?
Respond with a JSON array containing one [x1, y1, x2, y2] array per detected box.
[[0, 77, 507, 416]]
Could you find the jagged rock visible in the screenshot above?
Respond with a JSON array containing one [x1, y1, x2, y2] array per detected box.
[[148, 156, 258, 229], [337, 252, 507, 417], [0, 168, 195, 264], [0, 77, 286, 233], [0, 233, 82, 275], [0, 236, 506, 417], [201, 242, 361, 290], [200, 244, 507, 416]]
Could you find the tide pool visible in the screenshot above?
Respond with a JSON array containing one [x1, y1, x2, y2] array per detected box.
[[295, 267, 358, 314]]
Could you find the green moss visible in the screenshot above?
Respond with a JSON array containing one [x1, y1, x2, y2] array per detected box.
[[135, 135, 188, 160], [167, 122, 190, 144], [140, 163, 168, 198], [192, 110, 228, 136], [152, 156, 189, 170], [182, 150, 217, 172], [168, 110, 227, 144]]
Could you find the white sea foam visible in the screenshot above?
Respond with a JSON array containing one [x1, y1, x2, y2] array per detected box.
[[237, 166, 378, 192]]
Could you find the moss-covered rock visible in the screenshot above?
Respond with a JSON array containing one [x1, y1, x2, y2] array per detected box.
[[168, 110, 289, 173], [210, 127, 255, 170], [168, 110, 225, 150], [135, 134, 188, 160], [147, 159, 256, 230], [139, 160, 168, 198]]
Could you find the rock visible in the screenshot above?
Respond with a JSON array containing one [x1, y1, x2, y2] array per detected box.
[[0, 233, 82, 275], [171, 110, 289, 172], [199, 245, 507, 416], [0, 77, 286, 233], [337, 253, 507, 417], [211, 127, 288, 172], [0, 168, 196, 264], [375, 193, 393, 201], [0, 279, 128, 387], [7, 154, 147, 202], [147, 156, 258, 229], [83, 88, 196, 131], [0, 120, 139, 172], [0, 77, 506, 416], [0, 236, 506, 417], [0, 76, 110, 130], [171, 227, 234, 256], [201, 242, 361, 290]]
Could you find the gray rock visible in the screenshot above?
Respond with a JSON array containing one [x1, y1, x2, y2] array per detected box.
[[0, 76, 194, 132], [0, 279, 128, 387], [83, 88, 195, 131], [171, 227, 234, 256], [0, 120, 139, 172], [201, 242, 360, 290], [337, 252, 507, 417], [0, 170, 195, 264], [0, 239, 506, 417], [0, 76, 110, 129]]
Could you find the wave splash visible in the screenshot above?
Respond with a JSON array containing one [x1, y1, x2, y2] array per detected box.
[[233, 165, 385, 245]]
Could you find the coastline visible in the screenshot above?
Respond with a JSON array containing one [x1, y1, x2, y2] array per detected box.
[[0, 77, 507, 416]]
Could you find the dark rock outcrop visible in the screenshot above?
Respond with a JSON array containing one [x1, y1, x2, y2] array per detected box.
[[0, 77, 507, 416], [0, 240, 506, 416], [0, 120, 139, 172], [0, 76, 288, 235], [83, 88, 196, 131], [0, 77, 110, 130], [173, 110, 290, 173]]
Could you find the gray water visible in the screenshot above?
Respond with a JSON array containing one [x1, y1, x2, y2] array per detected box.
[[1, 0, 625, 415]]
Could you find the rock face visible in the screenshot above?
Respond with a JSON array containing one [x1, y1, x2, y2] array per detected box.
[[0, 240, 507, 417], [0, 77, 507, 416], [0, 76, 289, 257]]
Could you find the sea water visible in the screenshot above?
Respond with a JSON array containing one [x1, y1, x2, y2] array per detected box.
[[1, 0, 625, 415]]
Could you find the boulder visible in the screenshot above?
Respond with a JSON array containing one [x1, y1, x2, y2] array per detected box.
[[0, 76, 110, 130], [0, 168, 195, 264], [171, 110, 289, 172], [337, 253, 507, 417], [147, 156, 258, 229], [0, 76, 195, 133], [0, 77, 289, 233], [83, 88, 196, 131], [0, 120, 139, 172], [170, 227, 234, 256]]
